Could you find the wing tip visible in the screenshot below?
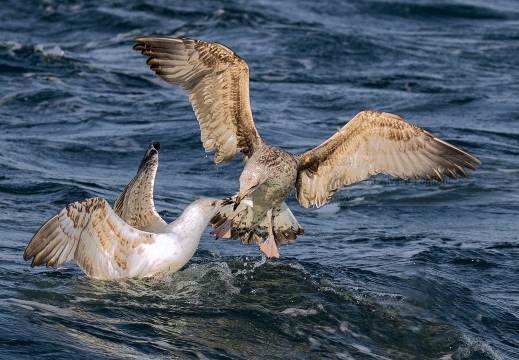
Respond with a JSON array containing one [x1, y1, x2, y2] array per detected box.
[[133, 36, 192, 48]]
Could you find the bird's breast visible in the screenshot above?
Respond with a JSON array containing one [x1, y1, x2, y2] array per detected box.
[[247, 148, 298, 208]]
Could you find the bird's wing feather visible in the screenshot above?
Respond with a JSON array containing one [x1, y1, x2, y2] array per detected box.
[[296, 111, 481, 208], [133, 37, 261, 163], [112, 141, 166, 232], [23, 198, 158, 280]]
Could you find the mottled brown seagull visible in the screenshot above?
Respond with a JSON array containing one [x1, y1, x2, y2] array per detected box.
[[134, 37, 481, 258], [24, 141, 220, 280]]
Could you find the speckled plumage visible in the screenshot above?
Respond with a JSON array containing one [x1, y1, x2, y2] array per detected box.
[[134, 37, 481, 258], [112, 141, 167, 232]]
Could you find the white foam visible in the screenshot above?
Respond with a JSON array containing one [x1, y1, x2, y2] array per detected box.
[[8, 298, 73, 318], [280, 307, 318, 316]]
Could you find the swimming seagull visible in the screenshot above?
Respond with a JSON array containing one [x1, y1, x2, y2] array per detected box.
[[133, 37, 481, 258], [23, 141, 220, 280]]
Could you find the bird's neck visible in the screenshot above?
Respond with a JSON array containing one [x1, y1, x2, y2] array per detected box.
[[165, 208, 212, 241]]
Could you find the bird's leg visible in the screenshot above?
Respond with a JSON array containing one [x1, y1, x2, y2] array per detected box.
[[212, 218, 234, 239], [259, 209, 280, 259]]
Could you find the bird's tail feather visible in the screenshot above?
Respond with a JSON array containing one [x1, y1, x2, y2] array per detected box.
[[211, 201, 304, 245]]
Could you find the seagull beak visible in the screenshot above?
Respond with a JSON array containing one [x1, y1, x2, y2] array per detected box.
[[233, 195, 242, 211], [233, 194, 253, 211]]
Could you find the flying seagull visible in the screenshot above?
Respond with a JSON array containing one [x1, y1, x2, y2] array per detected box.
[[133, 37, 481, 258], [23, 141, 220, 279]]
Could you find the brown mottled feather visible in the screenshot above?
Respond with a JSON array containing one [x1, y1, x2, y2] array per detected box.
[[297, 111, 481, 208], [113, 141, 166, 232], [23, 198, 156, 278], [133, 37, 261, 163]]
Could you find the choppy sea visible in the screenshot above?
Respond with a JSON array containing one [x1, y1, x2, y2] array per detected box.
[[1, 0, 518, 359]]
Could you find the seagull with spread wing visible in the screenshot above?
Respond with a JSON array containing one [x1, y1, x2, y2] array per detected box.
[[133, 37, 481, 259], [24, 141, 220, 279]]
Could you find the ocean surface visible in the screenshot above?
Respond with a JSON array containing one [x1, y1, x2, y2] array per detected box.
[[1, 0, 518, 359]]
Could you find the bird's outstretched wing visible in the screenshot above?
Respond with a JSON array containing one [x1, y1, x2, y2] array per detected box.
[[296, 111, 481, 208], [113, 141, 166, 232], [134, 37, 262, 163], [23, 198, 158, 280]]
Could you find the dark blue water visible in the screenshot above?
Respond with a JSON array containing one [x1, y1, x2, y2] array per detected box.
[[1, 0, 518, 358]]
